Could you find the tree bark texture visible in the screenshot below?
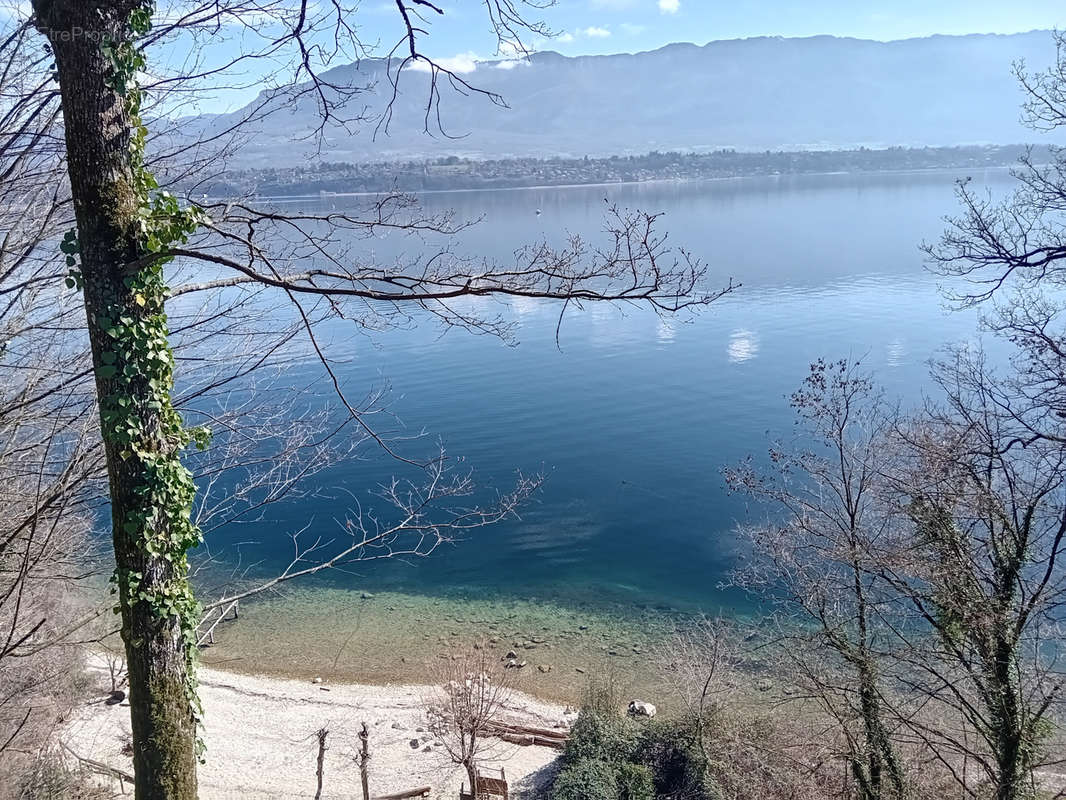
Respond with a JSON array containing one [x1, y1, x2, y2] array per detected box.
[[31, 3, 199, 798]]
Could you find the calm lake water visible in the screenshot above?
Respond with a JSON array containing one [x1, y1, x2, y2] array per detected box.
[[194, 170, 1012, 633]]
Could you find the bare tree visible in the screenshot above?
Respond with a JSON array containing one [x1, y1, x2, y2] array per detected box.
[[915, 30, 1066, 799], [924, 30, 1066, 447], [877, 351, 1066, 800], [0, 45, 111, 785], [199, 450, 543, 616], [656, 618, 852, 800], [726, 358, 907, 800], [655, 616, 737, 764], [424, 643, 518, 796]]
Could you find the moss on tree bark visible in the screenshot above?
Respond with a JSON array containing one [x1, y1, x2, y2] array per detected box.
[[32, 3, 200, 798]]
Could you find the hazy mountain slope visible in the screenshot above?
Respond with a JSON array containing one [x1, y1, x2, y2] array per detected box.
[[185, 31, 1063, 167]]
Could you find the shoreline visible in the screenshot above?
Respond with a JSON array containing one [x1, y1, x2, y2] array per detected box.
[[229, 164, 1014, 203], [66, 658, 569, 799], [193, 586, 700, 708], [66, 629, 1066, 799]]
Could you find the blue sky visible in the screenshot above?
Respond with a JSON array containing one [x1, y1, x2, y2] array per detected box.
[[132, 0, 1066, 113], [366, 0, 1066, 63]]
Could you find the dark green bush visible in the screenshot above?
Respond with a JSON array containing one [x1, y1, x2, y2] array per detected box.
[[634, 715, 707, 799], [556, 678, 716, 800], [552, 758, 620, 800], [617, 762, 656, 800], [564, 710, 639, 765]]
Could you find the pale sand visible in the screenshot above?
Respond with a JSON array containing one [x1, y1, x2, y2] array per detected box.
[[64, 660, 570, 799]]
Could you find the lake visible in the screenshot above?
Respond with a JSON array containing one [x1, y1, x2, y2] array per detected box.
[[193, 170, 1012, 690]]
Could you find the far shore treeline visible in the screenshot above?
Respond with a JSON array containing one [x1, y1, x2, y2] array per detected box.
[[196, 144, 1044, 198]]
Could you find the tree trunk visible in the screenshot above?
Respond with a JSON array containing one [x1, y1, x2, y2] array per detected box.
[[991, 650, 1030, 800], [314, 728, 329, 800], [465, 761, 478, 798], [852, 571, 904, 800], [32, 3, 199, 798], [359, 722, 371, 800]]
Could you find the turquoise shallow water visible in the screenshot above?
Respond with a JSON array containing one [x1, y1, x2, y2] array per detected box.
[[185, 171, 1013, 681], [199, 587, 698, 704]]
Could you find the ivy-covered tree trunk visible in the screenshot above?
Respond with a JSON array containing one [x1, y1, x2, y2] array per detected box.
[[33, 2, 201, 798], [854, 661, 904, 800], [990, 632, 1031, 800]]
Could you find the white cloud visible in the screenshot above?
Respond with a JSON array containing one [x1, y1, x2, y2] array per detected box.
[[658, 0, 680, 14], [555, 26, 614, 43], [404, 40, 531, 74], [408, 51, 479, 74], [497, 38, 527, 58], [620, 22, 647, 35]]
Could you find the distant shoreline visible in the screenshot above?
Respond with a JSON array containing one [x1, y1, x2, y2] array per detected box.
[[231, 164, 1015, 204], [259, 175, 692, 202], [191, 144, 1035, 202]]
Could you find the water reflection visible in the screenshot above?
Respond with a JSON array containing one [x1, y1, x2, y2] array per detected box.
[[727, 328, 760, 363], [656, 319, 677, 344], [200, 172, 1018, 613], [885, 338, 908, 367]]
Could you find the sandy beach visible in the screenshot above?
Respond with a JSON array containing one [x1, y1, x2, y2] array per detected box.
[[64, 659, 570, 799]]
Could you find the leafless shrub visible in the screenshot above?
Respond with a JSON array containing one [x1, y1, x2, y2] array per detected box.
[[0, 215, 109, 792], [725, 358, 908, 800], [424, 642, 518, 795], [0, 510, 104, 796], [656, 616, 738, 761]]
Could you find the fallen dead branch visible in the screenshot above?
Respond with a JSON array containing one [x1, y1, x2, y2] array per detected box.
[[483, 721, 568, 750], [370, 787, 432, 800]]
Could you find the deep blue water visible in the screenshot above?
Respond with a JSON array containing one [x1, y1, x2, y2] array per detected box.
[[190, 170, 1012, 614]]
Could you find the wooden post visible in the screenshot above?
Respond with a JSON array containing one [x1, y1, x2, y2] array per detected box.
[[314, 727, 329, 800], [359, 721, 371, 800]]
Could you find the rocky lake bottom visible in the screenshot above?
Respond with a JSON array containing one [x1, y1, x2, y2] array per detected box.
[[197, 586, 746, 708]]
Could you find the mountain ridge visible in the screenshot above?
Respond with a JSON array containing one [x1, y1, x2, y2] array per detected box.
[[182, 30, 1065, 167]]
